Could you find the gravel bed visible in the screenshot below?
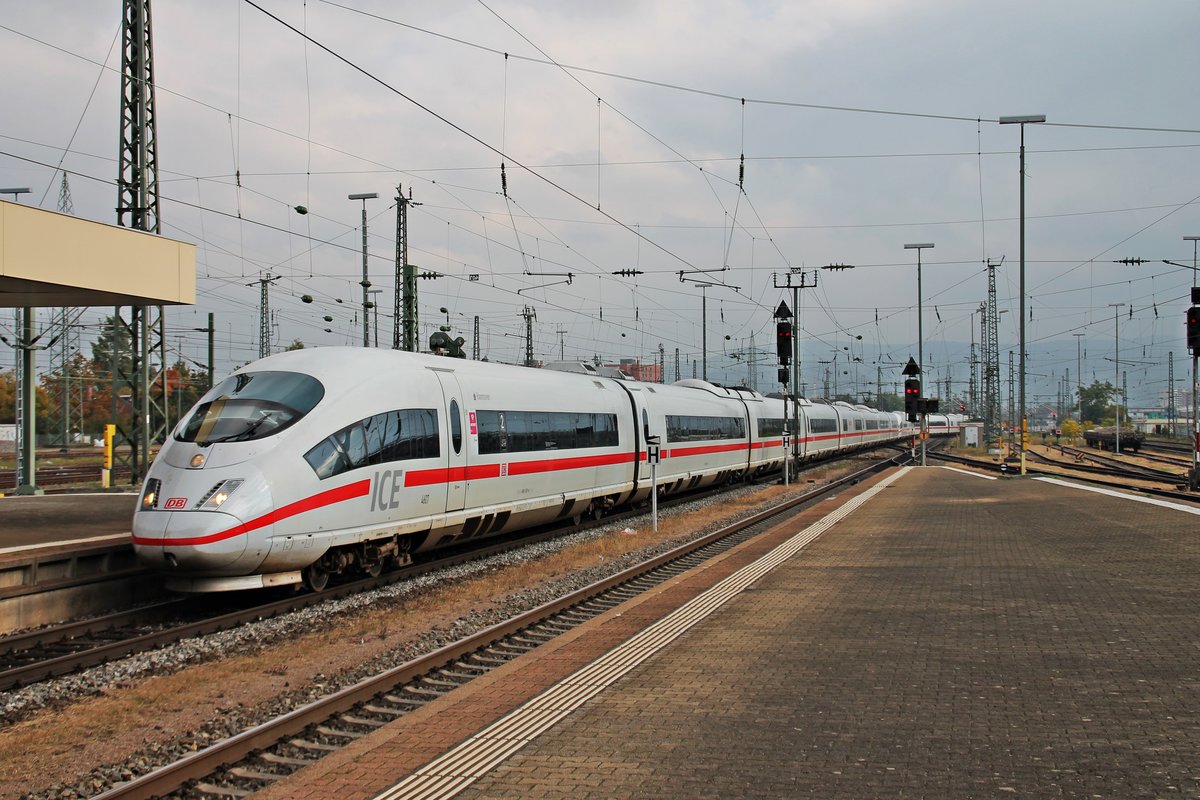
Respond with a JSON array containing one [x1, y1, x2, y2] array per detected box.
[[9, 482, 781, 800]]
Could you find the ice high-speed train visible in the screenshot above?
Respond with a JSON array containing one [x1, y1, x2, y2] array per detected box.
[[132, 348, 948, 591]]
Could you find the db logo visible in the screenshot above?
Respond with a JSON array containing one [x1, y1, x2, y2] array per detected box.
[[164, 497, 188, 510]]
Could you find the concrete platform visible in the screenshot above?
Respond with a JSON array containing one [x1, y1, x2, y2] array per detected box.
[[0, 493, 147, 631], [0, 492, 136, 553], [256, 466, 1200, 799]]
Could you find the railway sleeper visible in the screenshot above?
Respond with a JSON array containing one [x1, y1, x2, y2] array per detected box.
[[466, 653, 509, 668], [316, 724, 367, 739], [484, 642, 529, 657], [438, 665, 486, 679], [364, 703, 409, 717], [194, 782, 253, 798], [396, 684, 444, 700], [509, 633, 552, 647], [229, 767, 287, 781], [288, 738, 340, 752], [341, 713, 389, 728], [258, 752, 314, 767]]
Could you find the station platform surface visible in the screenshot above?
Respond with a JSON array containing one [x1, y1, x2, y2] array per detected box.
[[257, 466, 1200, 800], [0, 493, 136, 555]]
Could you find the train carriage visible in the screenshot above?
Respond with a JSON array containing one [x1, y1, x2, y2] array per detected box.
[[133, 348, 909, 592]]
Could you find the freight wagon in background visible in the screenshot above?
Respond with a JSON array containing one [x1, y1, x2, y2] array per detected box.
[[1082, 426, 1145, 452]]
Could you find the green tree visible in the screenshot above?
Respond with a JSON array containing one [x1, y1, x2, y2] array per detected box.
[[285, 339, 305, 351], [1078, 381, 1118, 425], [873, 393, 903, 413], [0, 370, 13, 423], [90, 315, 134, 394]]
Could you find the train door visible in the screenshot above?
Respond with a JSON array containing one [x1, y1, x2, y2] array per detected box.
[[432, 370, 468, 513], [793, 399, 807, 463]]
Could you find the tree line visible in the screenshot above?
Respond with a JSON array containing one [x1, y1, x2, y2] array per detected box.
[[0, 316, 211, 444]]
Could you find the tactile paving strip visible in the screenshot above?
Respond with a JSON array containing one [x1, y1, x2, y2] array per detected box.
[[372, 466, 912, 800]]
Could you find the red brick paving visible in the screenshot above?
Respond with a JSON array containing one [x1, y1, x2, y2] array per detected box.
[[260, 468, 1200, 798]]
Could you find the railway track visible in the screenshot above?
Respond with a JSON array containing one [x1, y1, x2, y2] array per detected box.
[[929, 449, 1200, 503], [0, 509, 662, 692], [81, 451, 908, 799], [0, 449, 881, 691], [1050, 445, 1184, 483], [1141, 438, 1193, 456], [0, 463, 132, 489]]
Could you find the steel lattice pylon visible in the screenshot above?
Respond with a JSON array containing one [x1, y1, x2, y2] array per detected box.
[[982, 260, 1002, 449], [114, 0, 166, 484], [396, 184, 419, 352], [522, 305, 536, 367]]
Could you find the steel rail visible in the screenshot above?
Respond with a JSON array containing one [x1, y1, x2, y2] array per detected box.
[[92, 452, 907, 799], [929, 450, 1200, 503]]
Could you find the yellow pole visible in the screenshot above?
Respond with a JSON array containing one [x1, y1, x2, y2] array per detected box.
[[102, 423, 115, 489]]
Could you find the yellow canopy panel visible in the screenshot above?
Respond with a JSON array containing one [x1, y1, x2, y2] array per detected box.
[[0, 199, 195, 308]]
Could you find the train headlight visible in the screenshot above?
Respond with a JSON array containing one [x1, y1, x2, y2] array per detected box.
[[140, 478, 161, 510], [196, 479, 244, 510], [189, 453, 208, 469]]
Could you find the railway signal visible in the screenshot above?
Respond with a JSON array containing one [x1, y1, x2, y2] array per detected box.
[[1187, 305, 1200, 353], [776, 321, 792, 365], [904, 378, 920, 422]]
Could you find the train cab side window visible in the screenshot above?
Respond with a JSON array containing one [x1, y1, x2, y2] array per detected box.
[[450, 399, 462, 454], [304, 437, 350, 480]]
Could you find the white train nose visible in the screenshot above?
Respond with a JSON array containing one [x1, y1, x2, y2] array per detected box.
[[132, 509, 249, 571]]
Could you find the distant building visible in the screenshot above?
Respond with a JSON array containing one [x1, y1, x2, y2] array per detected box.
[[608, 358, 662, 383]]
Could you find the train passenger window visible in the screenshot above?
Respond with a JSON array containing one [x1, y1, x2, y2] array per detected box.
[[808, 418, 838, 434], [450, 399, 462, 454], [304, 408, 440, 479], [757, 418, 785, 437], [665, 414, 745, 442], [475, 410, 618, 454], [405, 409, 439, 459], [597, 413, 619, 447], [342, 423, 367, 469]]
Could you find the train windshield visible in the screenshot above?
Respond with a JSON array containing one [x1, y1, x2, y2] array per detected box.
[[176, 371, 325, 445]]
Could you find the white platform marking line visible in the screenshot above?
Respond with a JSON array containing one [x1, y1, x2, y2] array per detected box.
[[939, 465, 998, 481], [372, 466, 911, 800], [1033, 476, 1200, 516]]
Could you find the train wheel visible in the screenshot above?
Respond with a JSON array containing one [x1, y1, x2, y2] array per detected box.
[[303, 562, 330, 592], [362, 560, 383, 579]]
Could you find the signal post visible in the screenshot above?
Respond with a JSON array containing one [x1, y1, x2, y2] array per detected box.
[[902, 357, 926, 465], [1187, 290, 1200, 489]]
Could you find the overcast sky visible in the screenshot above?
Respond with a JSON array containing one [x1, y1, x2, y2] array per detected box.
[[4, 1, 1200, 408]]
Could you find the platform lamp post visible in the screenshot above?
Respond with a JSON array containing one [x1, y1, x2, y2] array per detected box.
[[1189, 236, 1200, 489], [904, 242, 934, 466], [349, 192, 378, 347], [679, 276, 740, 381], [1073, 332, 1085, 425], [367, 289, 382, 348], [999, 114, 1046, 476], [1108, 303, 1126, 454]]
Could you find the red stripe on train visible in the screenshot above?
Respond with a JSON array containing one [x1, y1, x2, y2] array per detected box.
[[132, 479, 372, 547]]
